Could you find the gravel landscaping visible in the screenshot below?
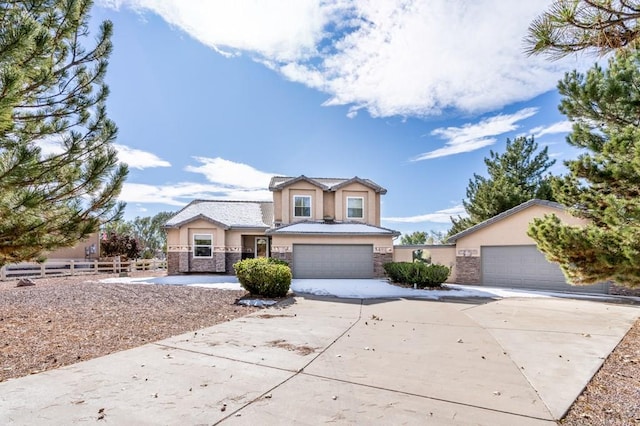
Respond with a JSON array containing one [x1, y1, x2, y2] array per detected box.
[[0, 273, 638, 424], [0, 273, 258, 382]]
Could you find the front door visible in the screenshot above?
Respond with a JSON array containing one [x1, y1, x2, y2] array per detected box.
[[255, 237, 269, 258]]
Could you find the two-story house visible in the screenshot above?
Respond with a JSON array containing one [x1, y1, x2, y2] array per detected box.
[[165, 175, 399, 278]]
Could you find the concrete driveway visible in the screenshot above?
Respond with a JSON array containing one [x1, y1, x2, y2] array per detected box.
[[1, 295, 638, 425]]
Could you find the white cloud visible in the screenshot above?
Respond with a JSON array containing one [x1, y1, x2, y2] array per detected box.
[[101, 0, 586, 119], [119, 182, 273, 206], [413, 107, 539, 160], [103, 0, 333, 61], [33, 137, 169, 170], [383, 205, 466, 224], [34, 135, 65, 156], [120, 157, 277, 206], [529, 120, 573, 139], [114, 144, 171, 169], [185, 157, 278, 189]]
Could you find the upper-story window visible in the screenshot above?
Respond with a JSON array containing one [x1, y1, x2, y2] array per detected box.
[[193, 234, 213, 257], [293, 195, 312, 218], [346, 197, 364, 219]]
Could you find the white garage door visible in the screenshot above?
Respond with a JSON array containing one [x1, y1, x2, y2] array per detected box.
[[482, 245, 608, 294], [293, 244, 373, 278]]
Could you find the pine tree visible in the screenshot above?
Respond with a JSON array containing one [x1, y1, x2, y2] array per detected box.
[[400, 231, 427, 245], [0, 0, 127, 265], [528, 48, 640, 288], [449, 136, 555, 235], [526, 0, 640, 59]]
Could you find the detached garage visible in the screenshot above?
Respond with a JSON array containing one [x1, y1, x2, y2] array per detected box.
[[293, 244, 373, 278], [481, 245, 608, 294], [447, 200, 610, 294]]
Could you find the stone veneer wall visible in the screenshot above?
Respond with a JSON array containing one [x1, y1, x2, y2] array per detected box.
[[167, 251, 226, 274], [167, 252, 180, 275], [271, 252, 293, 264], [610, 284, 640, 297], [455, 256, 481, 284], [225, 252, 242, 274], [374, 252, 393, 278]]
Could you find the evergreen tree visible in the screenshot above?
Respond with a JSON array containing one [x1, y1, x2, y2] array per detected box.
[[400, 231, 427, 245], [526, 0, 640, 59], [449, 136, 555, 235], [528, 48, 640, 288], [0, 0, 127, 265]]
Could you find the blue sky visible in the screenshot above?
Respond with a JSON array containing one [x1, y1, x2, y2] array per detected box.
[[71, 1, 595, 236]]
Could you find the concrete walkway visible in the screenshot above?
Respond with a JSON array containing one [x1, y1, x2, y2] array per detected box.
[[1, 296, 638, 425]]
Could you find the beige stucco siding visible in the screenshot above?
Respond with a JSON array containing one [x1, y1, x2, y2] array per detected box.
[[281, 181, 324, 224], [323, 191, 335, 219], [46, 232, 101, 260], [334, 183, 377, 223], [342, 190, 369, 222], [393, 245, 457, 282], [455, 205, 587, 255], [167, 219, 225, 249], [273, 191, 282, 223], [271, 234, 394, 251], [166, 228, 180, 246]]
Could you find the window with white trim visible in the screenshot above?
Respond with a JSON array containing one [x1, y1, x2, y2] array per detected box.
[[193, 234, 213, 257], [347, 197, 364, 219], [293, 195, 312, 218]]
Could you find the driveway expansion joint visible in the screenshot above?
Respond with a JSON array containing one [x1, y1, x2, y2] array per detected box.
[[213, 299, 365, 424], [298, 371, 553, 423]]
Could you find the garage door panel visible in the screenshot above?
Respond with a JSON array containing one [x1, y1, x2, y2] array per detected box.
[[482, 246, 608, 294], [293, 244, 373, 279]]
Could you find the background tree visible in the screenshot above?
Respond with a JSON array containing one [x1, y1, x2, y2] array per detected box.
[[528, 48, 640, 288], [449, 136, 556, 236], [400, 231, 427, 245], [102, 211, 173, 259], [0, 0, 128, 266], [100, 232, 140, 260], [400, 230, 448, 245], [130, 211, 173, 258], [526, 0, 640, 59]]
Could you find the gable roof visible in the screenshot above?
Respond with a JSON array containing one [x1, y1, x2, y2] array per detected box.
[[165, 200, 273, 229], [269, 175, 387, 194], [446, 199, 565, 243], [266, 221, 400, 237]]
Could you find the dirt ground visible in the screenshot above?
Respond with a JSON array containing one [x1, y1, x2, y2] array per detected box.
[[0, 273, 258, 382], [1, 273, 638, 424]]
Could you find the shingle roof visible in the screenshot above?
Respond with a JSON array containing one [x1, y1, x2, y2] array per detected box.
[[165, 200, 273, 229], [269, 175, 387, 194], [266, 221, 400, 236], [446, 199, 565, 243]]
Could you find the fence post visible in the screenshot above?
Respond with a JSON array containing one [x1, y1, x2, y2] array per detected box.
[[70, 260, 75, 275], [0, 265, 5, 280], [40, 263, 45, 277]]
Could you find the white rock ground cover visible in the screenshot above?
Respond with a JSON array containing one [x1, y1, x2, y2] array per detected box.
[[100, 275, 630, 302]]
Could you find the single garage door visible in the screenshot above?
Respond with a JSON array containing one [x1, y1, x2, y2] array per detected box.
[[293, 244, 373, 278], [482, 245, 608, 294]]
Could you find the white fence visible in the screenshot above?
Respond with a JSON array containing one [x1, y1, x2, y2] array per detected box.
[[0, 259, 166, 281]]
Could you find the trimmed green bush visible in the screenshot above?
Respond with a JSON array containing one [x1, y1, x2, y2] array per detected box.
[[383, 262, 450, 288], [267, 258, 289, 266], [233, 258, 292, 297]]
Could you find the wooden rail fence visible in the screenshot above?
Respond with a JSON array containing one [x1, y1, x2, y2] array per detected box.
[[0, 259, 166, 281]]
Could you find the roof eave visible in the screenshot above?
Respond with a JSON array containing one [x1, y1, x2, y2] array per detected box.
[[165, 214, 231, 230]]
